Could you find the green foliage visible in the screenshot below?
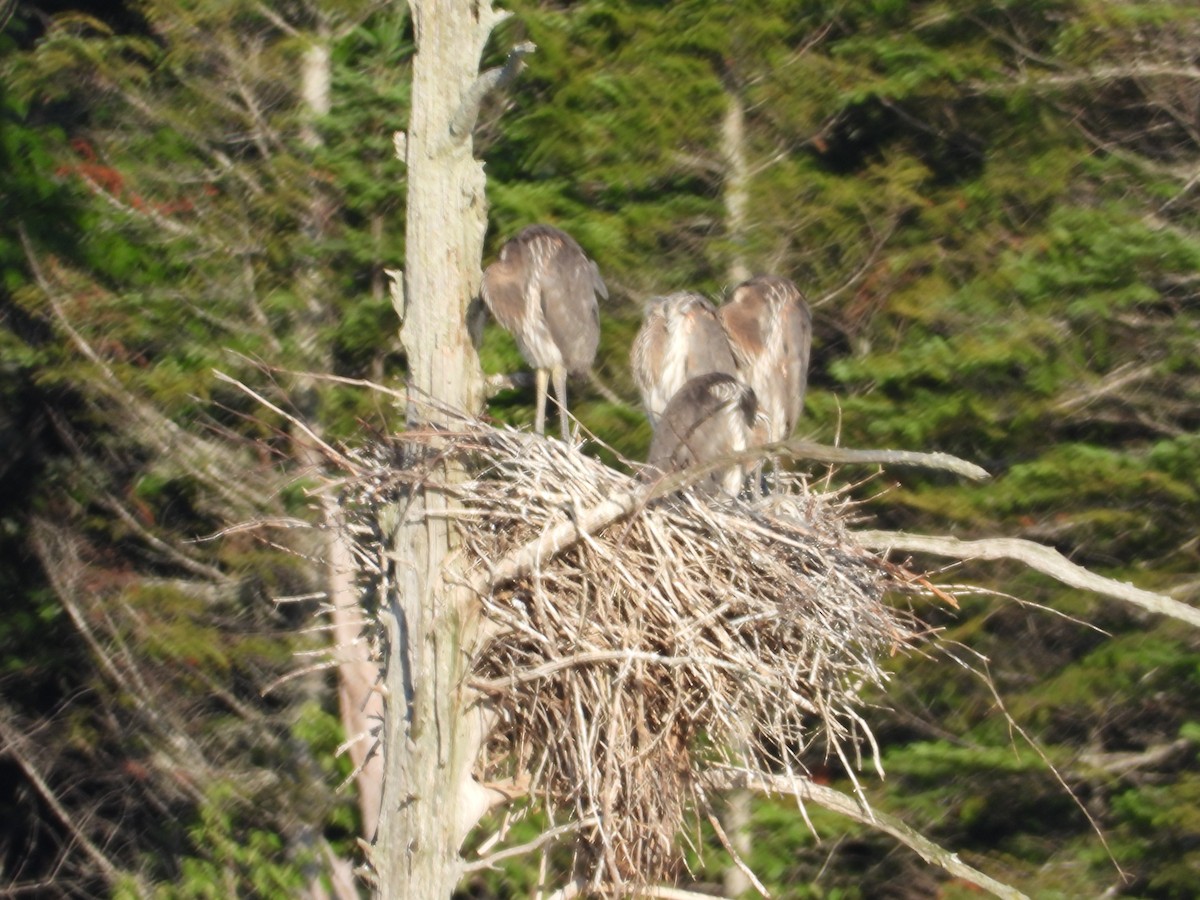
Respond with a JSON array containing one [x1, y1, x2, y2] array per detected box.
[[115, 784, 311, 899], [4, 0, 1200, 894]]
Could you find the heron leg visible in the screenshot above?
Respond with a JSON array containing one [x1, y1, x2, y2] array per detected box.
[[748, 416, 771, 497], [534, 367, 549, 435], [552, 365, 570, 441]]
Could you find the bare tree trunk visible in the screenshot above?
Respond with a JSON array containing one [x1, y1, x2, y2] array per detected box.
[[325, 496, 385, 841], [296, 20, 387, 845], [722, 80, 751, 286], [372, 2, 501, 896]]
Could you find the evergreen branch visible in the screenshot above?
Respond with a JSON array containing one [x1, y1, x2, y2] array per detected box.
[[812, 215, 900, 310], [22, 233, 264, 514], [449, 41, 536, 140], [74, 167, 196, 238], [706, 767, 1031, 900], [0, 705, 132, 891], [853, 531, 1200, 629]]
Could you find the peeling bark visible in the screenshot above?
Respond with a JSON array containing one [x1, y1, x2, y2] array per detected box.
[[372, 1, 505, 895]]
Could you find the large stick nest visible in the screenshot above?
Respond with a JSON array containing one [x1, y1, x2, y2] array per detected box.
[[351, 421, 926, 890]]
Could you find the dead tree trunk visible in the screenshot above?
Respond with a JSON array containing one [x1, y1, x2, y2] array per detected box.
[[722, 77, 751, 286], [372, 2, 512, 895]]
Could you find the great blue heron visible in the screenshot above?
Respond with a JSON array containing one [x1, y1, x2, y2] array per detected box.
[[643, 372, 758, 497], [718, 275, 812, 445], [630, 292, 739, 427], [481, 224, 608, 439]]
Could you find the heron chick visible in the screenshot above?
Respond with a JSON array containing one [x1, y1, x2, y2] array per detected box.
[[631, 292, 739, 428], [481, 224, 608, 439], [643, 372, 759, 497], [719, 275, 812, 445]]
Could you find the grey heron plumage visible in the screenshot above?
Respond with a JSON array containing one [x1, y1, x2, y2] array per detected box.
[[643, 372, 758, 497], [630, 292, 739, 428], [481, 224, 608, 439], [718, 275, 812, 446]]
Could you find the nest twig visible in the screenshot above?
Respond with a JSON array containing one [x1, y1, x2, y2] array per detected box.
[[342, 416, 931, 891]]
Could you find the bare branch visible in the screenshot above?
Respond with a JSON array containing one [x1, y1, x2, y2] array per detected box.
[[471, 489, 643, 594], [812, 215, 900, 310], [212, 370, 362, 474], [449, 41, 536, 140], [707, 768, 1030, 900], [0, 707, 130, 890], [854, 530, 1200, 629], [1052, 362, 1160, 414], [464, 817, 597, 873], [1078, 738, 1194, 779], [772, 440, 991, 481]]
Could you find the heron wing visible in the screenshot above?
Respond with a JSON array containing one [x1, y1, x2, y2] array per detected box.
[[780, 290, 813, 434], [480, 252, 529, 337], [541, 242, 601, 376], [719, 286, 767, 372], [631, 302, 670, 419], [685, 308, 739, 382], [590, 260, 609, 300]]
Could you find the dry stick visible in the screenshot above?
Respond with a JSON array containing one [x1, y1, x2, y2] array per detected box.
[[212, 370, 361, 474], [472, 490, 644, 594], [464, 816, 597, 873], [547, 885, 724, 900], [693, 780, 770, 898], [707, 768, 1030, 900], [472, 649, 758, 692], [481, 442, 987, 595], [855, 530, 1200, 629]]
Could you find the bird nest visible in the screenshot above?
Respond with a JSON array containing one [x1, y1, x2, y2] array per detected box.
[[352, 420, 928, 890]]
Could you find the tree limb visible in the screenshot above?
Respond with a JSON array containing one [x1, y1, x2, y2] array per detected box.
[[464, 816, 596, 873], [854, 530, 1200, 629], [449, 41, 536, 140], [471, 490, 643, 594], [771, 440, 991, 481], [706, 767, 1031, 900]]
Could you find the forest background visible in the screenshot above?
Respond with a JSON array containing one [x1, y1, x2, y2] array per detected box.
[[1, 0, 1199, 897]]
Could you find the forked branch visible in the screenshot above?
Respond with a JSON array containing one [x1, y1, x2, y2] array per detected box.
[[706, 767, 1031, 900]]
